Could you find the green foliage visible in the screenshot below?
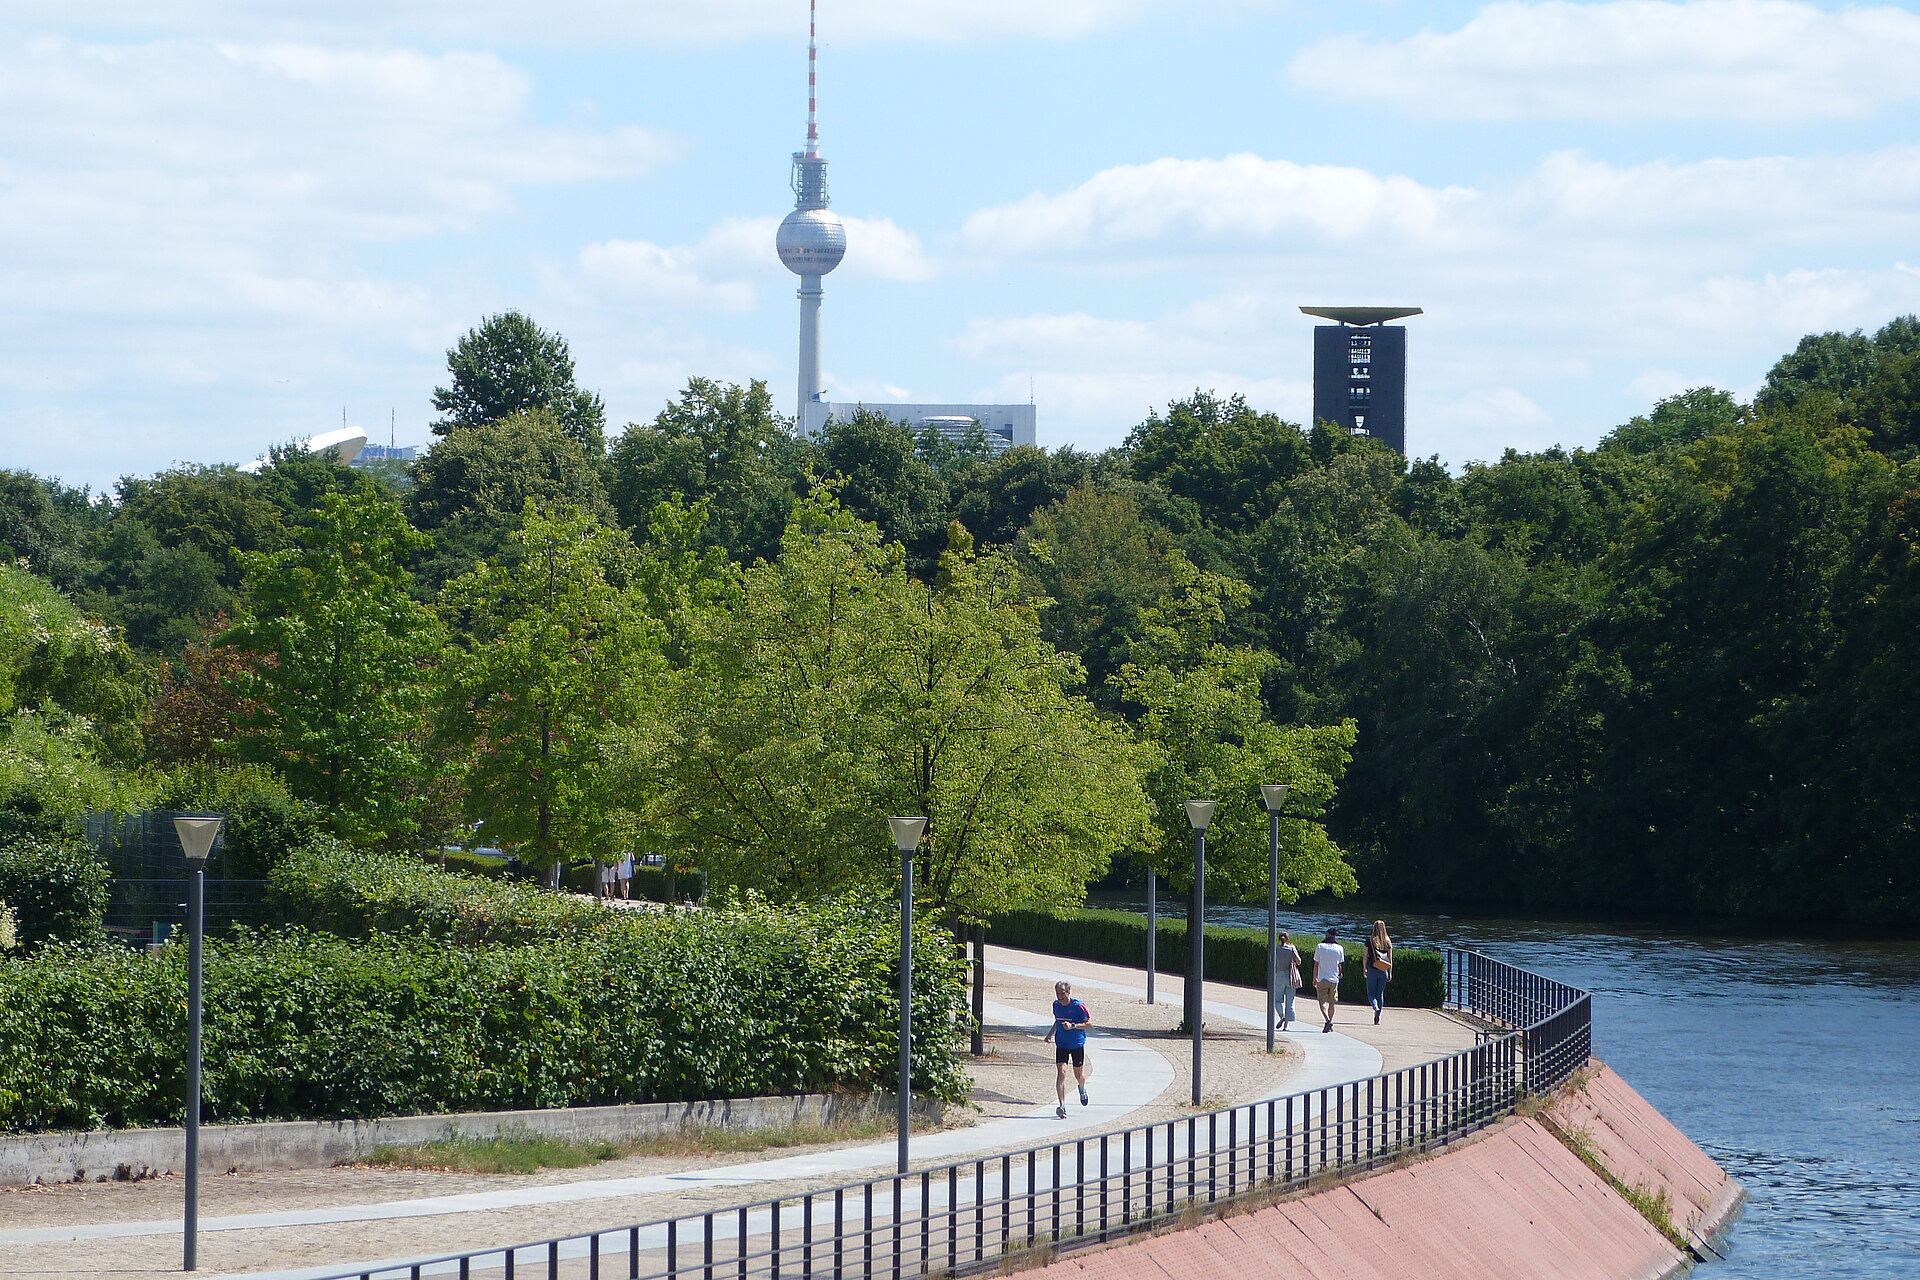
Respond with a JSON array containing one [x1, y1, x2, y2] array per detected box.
[[0, 896, 969, 1131], [268, 844, 607, 944], [0, 838, 109, 951], [816, 409, 952, 569], [987, 909, 1444, 1007], [404, 409, 616, 588], [0, 562, 148, 764], [607, 378, 803, 564], [223, 490, 442, 846], [438, 507, 658, 870], [150, 764, 327, 880], [653, 492, 1153, 924], [433, 311, 607, 454]]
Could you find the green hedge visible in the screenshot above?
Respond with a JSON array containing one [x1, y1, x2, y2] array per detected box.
[[988, 909, 1445, 1008], [559, 863, 707, 902], [0, 897, 969, 1132], [270, 844, 611, 945], [0, 838, 108, 952]]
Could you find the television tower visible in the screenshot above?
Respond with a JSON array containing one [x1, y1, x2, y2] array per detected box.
[[775, 0, 847, 429]]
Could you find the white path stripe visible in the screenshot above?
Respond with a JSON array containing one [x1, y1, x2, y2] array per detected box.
[[0, 1000, 1171, 1251]]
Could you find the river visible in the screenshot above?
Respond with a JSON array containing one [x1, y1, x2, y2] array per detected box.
[[1085, 891, 1920, 1277]]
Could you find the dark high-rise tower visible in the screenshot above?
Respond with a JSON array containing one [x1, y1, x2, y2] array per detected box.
[[1301, 306, 1422, 454]]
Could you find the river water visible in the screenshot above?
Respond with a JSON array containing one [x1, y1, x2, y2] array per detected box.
[[1085, 892, 1920, 1277]]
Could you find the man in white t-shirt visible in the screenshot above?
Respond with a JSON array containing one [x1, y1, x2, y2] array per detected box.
[[1313, 929, 1346, 1033]]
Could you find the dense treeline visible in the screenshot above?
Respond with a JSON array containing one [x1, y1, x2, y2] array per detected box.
[[4, 311, 1918, 927]]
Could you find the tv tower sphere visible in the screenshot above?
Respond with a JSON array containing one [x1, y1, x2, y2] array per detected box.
[[777, 207, 845, 276]]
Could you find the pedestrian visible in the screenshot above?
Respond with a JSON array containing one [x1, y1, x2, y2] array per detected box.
[[1043, 980, 1093, 1119], [1365, 920, 1394, 1025], [1275, 929, 1302, 1031], [616, 853, 634, 901], [597, 860, 617, 900], [1313, 929, 1345, 1033]]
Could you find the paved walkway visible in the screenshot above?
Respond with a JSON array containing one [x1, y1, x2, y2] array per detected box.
[[0, 946, 1473, 1280]]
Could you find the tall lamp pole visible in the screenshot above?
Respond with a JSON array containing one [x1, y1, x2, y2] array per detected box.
[[1259, 785, 1291, 1055], [1145, 868, 1157, 1005], [173, 813, 224, 1272], [887, 817, 927, 1175], [1182, 801, 1216, 1107]]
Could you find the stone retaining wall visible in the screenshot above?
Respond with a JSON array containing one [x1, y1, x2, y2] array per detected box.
[[0, 1092, 938, 1187]]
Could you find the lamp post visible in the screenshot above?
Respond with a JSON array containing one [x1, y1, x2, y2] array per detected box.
[[1182, 801, 1216, 1107], [1259, 785, 1291, 1055], [1145, 867, 1156, 1005], [887, 816, 926, 1175], [173, 813, 224, 1272]]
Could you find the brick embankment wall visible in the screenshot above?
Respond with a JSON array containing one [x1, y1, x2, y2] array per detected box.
[[1018, 1060, 1743, 1280]]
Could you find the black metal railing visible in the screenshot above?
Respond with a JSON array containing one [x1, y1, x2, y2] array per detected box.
[[310, 949, 1589, 1280]]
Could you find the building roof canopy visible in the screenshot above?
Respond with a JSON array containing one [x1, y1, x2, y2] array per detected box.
[[1299, 306, 1423, 326]]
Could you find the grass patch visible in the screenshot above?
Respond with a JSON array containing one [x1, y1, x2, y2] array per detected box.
[[358, 1115, 936, 1174]]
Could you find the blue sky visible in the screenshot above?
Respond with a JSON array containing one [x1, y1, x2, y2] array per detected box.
[[5, 0, 1920, 490]]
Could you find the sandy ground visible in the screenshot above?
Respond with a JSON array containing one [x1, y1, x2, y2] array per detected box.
[[0, 945, 1472, 1279]]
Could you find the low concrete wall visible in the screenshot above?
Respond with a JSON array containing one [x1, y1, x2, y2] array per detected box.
[[0, 1092, 938, 1187]]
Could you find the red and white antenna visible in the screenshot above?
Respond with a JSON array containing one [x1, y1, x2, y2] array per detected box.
[[805, 0, 820, 157]]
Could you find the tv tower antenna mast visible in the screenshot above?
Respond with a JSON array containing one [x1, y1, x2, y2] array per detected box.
[[775, 0, 846, 432]]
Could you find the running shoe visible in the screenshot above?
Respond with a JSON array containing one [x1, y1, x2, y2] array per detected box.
[[1055, 1104, 1067, 1119], [1078, 1086, 1089, 1106]]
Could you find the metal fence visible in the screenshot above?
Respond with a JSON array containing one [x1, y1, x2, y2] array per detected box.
[[311, 949, 1590, 1280]]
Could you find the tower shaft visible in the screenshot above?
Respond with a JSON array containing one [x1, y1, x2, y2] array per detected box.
[[797, 276, 823, 425]]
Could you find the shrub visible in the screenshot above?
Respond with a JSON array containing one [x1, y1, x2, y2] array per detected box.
[[0, 896, 969, 1132], [987, 908, 1445, 1008], [0, 838, 109, 951], [150, 765, 327, 879], [268, 844, 607, 945]]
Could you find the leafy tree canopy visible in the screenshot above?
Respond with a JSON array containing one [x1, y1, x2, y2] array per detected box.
[[432, 311, 606, 454]]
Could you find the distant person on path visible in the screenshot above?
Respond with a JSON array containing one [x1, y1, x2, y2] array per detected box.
[[1365, 921, 1394, 1025], [1275, 930, 1302, 1032], [616, 853, 634, 901], [1314, 929, 1345, 1033], [1043, 980, 1093, 1118]]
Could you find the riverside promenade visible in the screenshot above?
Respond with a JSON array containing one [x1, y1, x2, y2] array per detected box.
[[0, 944, 1477, 1280]]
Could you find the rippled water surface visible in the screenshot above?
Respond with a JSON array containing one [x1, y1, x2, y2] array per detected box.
[[1087, 892, 1920, 1277]]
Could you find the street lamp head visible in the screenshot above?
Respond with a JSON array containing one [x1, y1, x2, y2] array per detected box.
[[1183, 800, 1217, 832], [173, 814, 225, 868], [1259, 784, 1291, 814], [888, 816, 928, 855]]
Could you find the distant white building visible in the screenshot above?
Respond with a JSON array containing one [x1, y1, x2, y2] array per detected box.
[[352, 443, 421, 467], [237, 426, 368, 474], [800, 401, 1037, 453]]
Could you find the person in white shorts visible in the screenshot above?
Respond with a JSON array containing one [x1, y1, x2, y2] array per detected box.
[[1313, 929, 1346, 1033]]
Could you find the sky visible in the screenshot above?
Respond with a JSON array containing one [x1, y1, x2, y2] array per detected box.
[[5, 0, 1920, 491]]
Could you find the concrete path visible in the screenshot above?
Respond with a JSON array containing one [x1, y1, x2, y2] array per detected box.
[[0, 946, 1465, 1280]]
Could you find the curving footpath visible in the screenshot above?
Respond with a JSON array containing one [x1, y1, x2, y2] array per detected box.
[[0, 947, 1441, 1280]]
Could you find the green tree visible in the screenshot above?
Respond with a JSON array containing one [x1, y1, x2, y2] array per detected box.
[[817, 409, 952, 570], [655, 496, 1153, 923], [1124, 391, 1318, 535], [1108, 558, 1357, 1031], [438, 507, 656, 875], [606, 378, 804, 563], [950, 445, 1095, 547], [404, 409, 614, 590], [222, 490, 442, 845], [433, 311, 607, 453]]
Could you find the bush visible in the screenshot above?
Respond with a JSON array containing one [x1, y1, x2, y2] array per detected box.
[[987, 908, 1445, 1008], [150, 765, 327, 879], [0, 897, 970, 1132], [268, 844, 608, 945], [0, 838, 109, 951]]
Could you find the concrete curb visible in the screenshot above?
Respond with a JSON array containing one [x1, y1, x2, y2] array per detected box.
[[0, 1092, 941, 1188]]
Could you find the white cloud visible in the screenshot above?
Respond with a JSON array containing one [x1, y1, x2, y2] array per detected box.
[[960, 154, 1475, 255], [0, 0, 1176, 47], [1290, 1, 1920, 122], [697, 215, 937, 283], [574, 240, 758, 312]]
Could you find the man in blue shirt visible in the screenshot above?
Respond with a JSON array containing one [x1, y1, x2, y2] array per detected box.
[[1043, 980, 1093, 1119]]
